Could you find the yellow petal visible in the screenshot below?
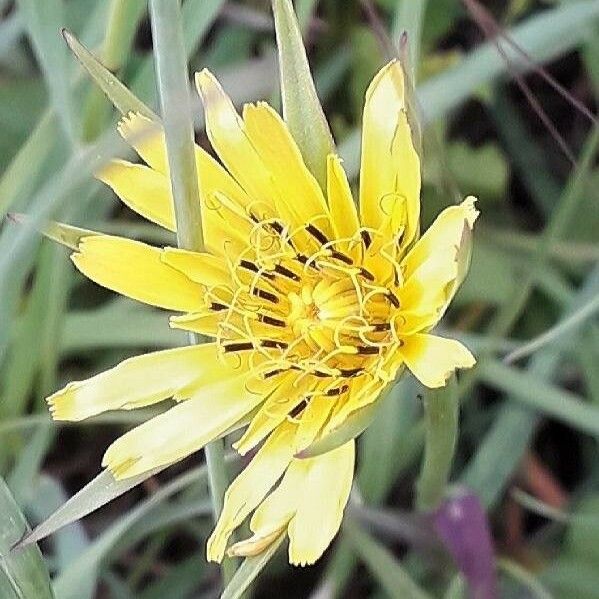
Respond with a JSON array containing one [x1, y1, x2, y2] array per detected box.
[[103, 370, 262, 479], [207, 422, 297, 562], [116, 112, 257, 254], [160, 248, 230, 287], [359, 60, 420, 244], [287, 441, 355, 566], [243, 102, 331, 233], [227, 527, 285, 558], [117, 112, 168, 175], [71, 235, 204, 312], [233, 373, 306, 455], [293, 393, 337, 453], [398, 197, 479, 328], [327, 154, 360, 254], [402, 196, 479, 280], [324, 377, 386, 434], [195, 70, 279, 212], [47, 343, 227, 421], [195, 150, 257, 256], [398, 256, 459, 323], [400, 333, 475, 388], [96, 159, 175, 231]]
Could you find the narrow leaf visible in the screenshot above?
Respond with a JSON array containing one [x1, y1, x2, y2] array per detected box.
[[221, 532, 285, 599], [0, 477, 54, 599], [14, 467, 167, 551], [271, 0, 335, 189], [62, 29, 156, 119], [344, 520, 432, 599], [481, 360, 599, 438]]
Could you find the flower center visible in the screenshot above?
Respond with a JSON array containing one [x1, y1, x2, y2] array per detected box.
[[207, 213, 407, 388]]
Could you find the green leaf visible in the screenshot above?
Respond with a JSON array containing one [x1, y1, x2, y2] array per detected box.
[[15, 467, 167, 552], [62, 29, 155, 119], [51, 466, 213, 599], [344, 521, 432, 599], [0, 476, 54, 599], [480, 360, 599, 438], [271, 0, 335, 189], [220, 532, 285, 599], [17, 0, 78, 145]]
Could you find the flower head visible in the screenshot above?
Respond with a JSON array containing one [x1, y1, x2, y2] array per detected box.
[[47, 60, 477, 565]]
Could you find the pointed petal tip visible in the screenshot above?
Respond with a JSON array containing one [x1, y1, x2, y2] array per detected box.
[[194, 68, 218, 96], [462, 195, 480, 228]]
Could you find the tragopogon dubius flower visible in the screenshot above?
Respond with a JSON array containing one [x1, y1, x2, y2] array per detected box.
[[46, 60, 477, 565]]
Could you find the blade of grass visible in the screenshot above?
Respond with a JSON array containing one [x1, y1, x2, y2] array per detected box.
[[504, 293, 599, 364], [81, 0, 147, 140], [17, 0, 78, 146], [0, 477, 54, 599], [51, 464, 217, 598], [344, 520, 432, 599], [480, 360, 599, 438], [462, 265, 599, 507]]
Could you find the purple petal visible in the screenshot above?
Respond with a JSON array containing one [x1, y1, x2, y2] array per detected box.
[[433, 487, 497, 599]]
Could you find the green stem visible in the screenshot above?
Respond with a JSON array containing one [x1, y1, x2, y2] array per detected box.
[[415, 377, 459, 512], [148, 0, 235, 585]]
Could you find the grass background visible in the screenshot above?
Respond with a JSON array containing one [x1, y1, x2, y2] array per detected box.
[[0, 0, 598, 597]]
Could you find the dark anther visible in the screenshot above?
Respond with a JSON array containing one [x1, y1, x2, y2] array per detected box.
[[306, 224, 329, 245], [249, 211, 260, 224], [330, 250, 353, 265], [263, 369, 284, 379], [372, 323, 391, 332], [269, 220, 284, 235], [356, 345, 380, 355], [240, 260, 275, 280], [359, 267, 375, 281], [252, 287, 279, 304], [295, 254, 319, 270], [339, 367, 363, 378], [387, 290, 400, 308], [224, 342, 254, 353], [274, 264, 300, 282], [210, 302, 228, 312], [360, 230, 372, 249], [261, 339, 288, 350], [259, 314, 286, 328], [289, 400, 308, 419], [326, 385, 349, 396]]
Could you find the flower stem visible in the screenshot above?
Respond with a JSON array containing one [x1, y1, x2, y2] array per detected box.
[[148, 0, 235, 584], [416, 377, 459, 512]]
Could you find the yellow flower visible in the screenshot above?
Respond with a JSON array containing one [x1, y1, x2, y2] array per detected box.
[[46, 60, 477, 566]]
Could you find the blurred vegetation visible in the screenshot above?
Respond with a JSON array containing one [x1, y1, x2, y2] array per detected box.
[[0, 0, 598, 597]]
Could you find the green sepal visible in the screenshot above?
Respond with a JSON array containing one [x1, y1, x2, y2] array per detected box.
[[62, 29, 156, 120], [271, 0, 335, 190], [8, 213, 98, 251]]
